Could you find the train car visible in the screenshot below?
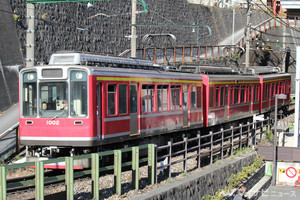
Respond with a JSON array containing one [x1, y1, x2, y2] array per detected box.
[[201, 74, 261, 127], [19, 52, 292, 168], [19, 52, 204, 161], [259, 73, 291, 113]]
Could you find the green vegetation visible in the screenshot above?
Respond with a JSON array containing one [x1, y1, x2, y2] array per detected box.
[[234, 147, 251, 156], [264, 128, 273, 143], [202, 155, 264, 200]]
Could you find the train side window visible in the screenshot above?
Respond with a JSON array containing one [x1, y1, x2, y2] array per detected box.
[[182, 85, 188, 110], [170, 85, 181, 110], [279, 82, 282, 94], [240, 85, 244, 103], [230, 86, 233, 104], [271, 83, 275, 98], [220, 86, 224, 106], [191, 86, 196, 109], [275, 82, 278, 95], [248, 85, 251, 103], [142, 85, 154, 112], [108, 84, 116, 116], [234, 85, 239, 104], [157, 85, 168, 111], [215, 86, 219, 107], [209, 87, 214, 107], [119, 84, 127, 114], [196, 86, 201, 108]]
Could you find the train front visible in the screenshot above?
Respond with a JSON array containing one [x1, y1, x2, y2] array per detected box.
[[19, 65, 96, 162]]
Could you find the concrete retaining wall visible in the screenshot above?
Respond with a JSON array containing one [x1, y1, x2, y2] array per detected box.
[[132, 151, 258, 200]]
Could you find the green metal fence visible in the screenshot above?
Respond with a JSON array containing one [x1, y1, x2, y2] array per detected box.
[[0, 144, 155, 200]]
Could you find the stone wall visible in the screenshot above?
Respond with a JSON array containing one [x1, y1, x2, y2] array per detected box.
[[0, 0, 23, 112], [132, 152, 258, 200], [9, 0, 268, 64]]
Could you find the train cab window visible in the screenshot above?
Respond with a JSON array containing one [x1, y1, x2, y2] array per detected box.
[[170, 85, 181, 110], [70, 70, 88, 118], [196, 86, 201, 108], [209, 87, 214, 107], [142, 85, 154, 112], [22, 72, 37, 117], [157, 85, 168, 111], [119, 84, 127, 114], [215, 87, 219, 107], [39, 82, 68, 118], [108, 84, 116, 115], [191, 86, 196, 108]]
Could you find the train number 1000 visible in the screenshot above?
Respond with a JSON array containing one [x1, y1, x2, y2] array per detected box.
[[46, 120, 60, 125]]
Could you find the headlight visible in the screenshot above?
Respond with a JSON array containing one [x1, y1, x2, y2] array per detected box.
[[76, 72, 83, 80], [27, 73, 35, 80]]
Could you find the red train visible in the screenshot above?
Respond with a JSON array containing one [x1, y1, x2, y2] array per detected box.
[[19, 52, 290, 166]]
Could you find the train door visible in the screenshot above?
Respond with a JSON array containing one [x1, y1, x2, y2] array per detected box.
[[130, 84, 138, 134], [96, 83, 102, 139], [183, 85, 189, 127], [224, 85, 229, 118]]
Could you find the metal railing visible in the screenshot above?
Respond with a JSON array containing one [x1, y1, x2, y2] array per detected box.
[[0, 123, 20, 162], [0, 144, 155, 200], [0, 117, 272, 200], [155, 117, 271, 181], [121, 17, 299, 65]]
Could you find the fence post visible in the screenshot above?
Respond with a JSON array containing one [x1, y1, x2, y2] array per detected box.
[[260, 120, 264, 142], [148, 144, 155, 185], [247, 122, 250, 147], [252, 121, 257, 146], [92, 153, 99, 200], [167, 141, 172, 178], [35, 161, 44, 200], [211, 46, 214, 60], [197, 133, 201, 168], [182, 47, 185, 62], [114, 150, 122, 195], [132, 146, 139, 190], [154, 145, 158, 184], [0, 166, 6, 200], [183, 137, 188, 173], [239, 124, 243, 151], [210, 131, 213, 164], [197, 46, 201, 61], [221, 128, 224, 160], [231, 126, 234, 156], [65, 157, 74, 200], [16, 127, 20, 154]]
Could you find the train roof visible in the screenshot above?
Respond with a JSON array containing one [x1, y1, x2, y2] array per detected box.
[[260, 73, 291, 80], [89, 66, 204, 81], [205, 74, 260, 81]]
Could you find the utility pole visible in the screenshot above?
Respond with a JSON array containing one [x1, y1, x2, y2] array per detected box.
[[245, 0, 251, 68], [282, 24, 287, 72], [131, 0, 137, 58], [26, 3, 35, 67]]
